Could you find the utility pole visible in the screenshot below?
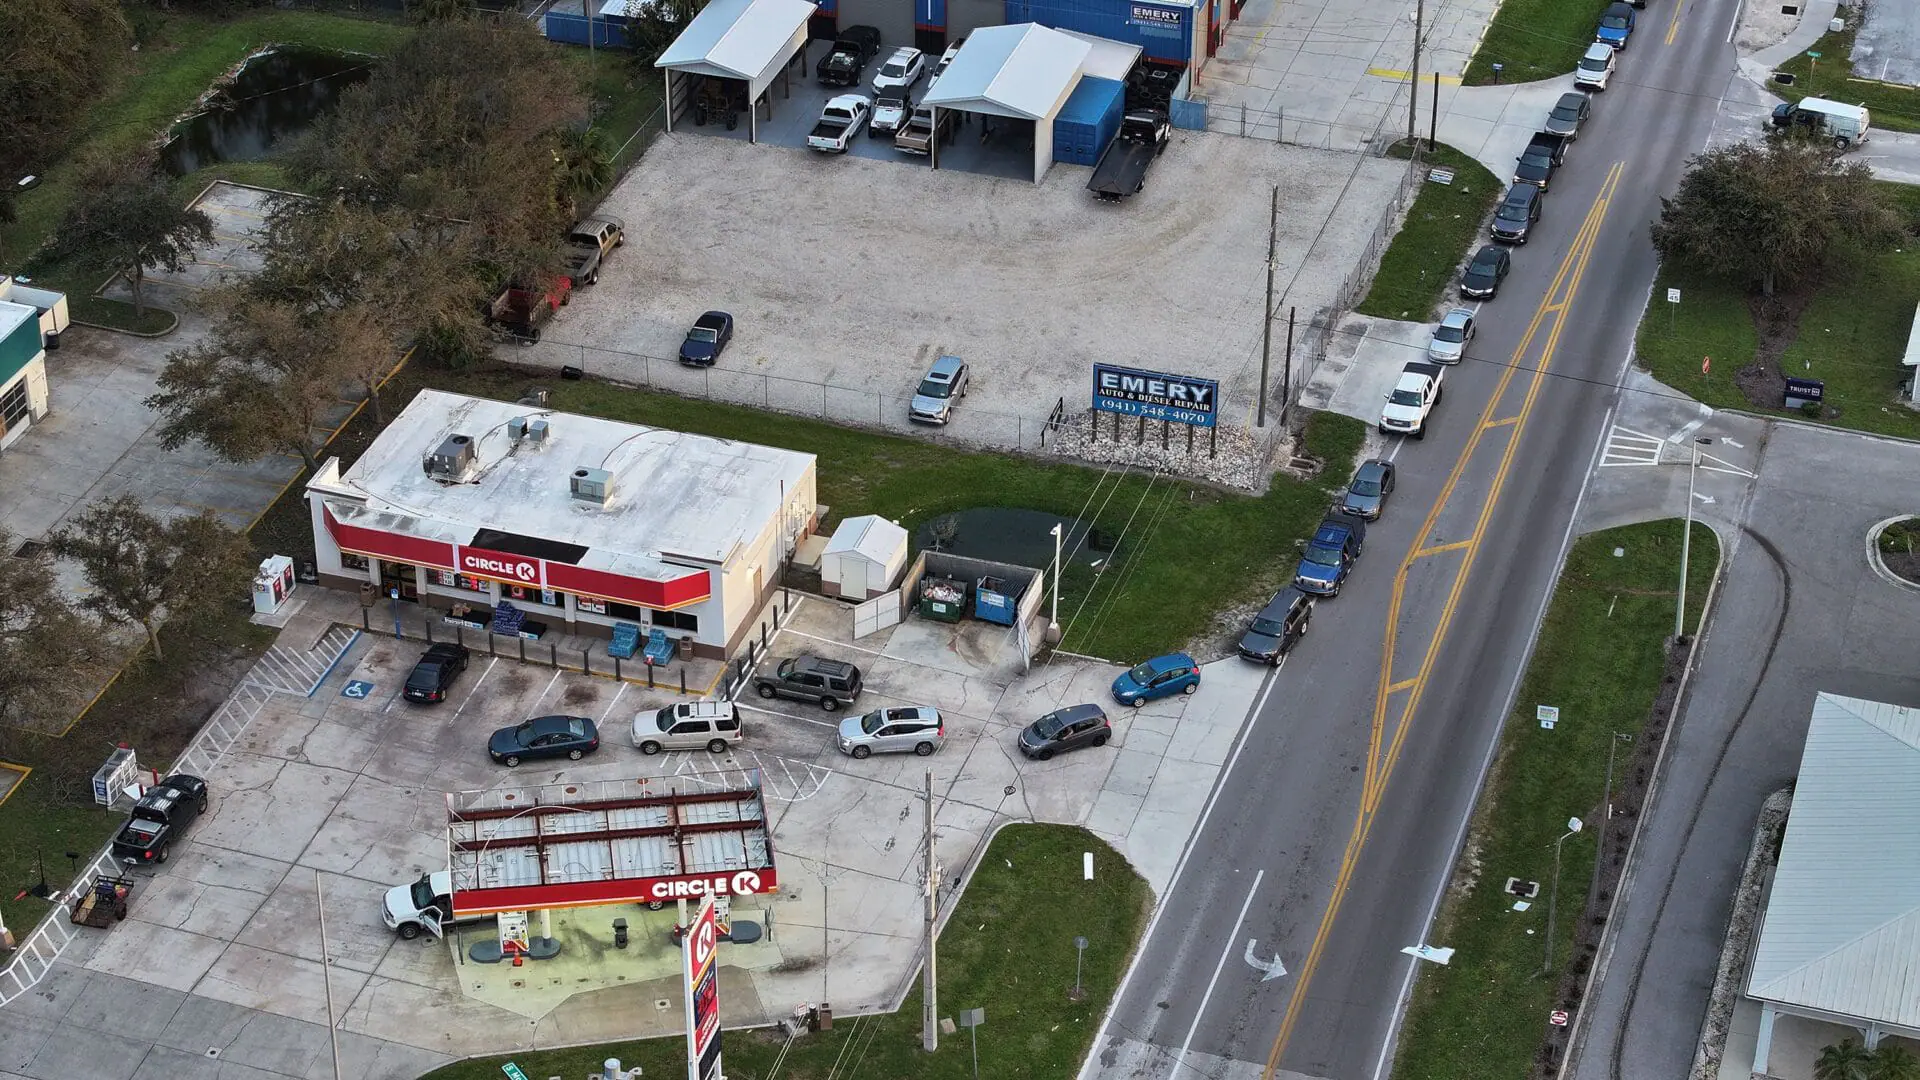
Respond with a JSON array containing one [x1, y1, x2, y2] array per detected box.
[[1281, 307, 1296, 428], [1409, 0, 1425, 146], [1257, 184, 1278, 428], [1429, 70, 1440, 151], [316, 874, 343, 1080], [922, 769, 939, 1052]]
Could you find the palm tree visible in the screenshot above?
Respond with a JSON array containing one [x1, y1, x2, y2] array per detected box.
[[1817, 1039, 1875, 1080], [1869, 1042, 1920, 1080], [554, 127, 616, 216]]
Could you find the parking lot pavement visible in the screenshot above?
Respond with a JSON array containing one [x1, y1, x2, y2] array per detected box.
[[2, 583, 1269, 1065], [100, 180, 270, 304], [524, 131, 1409, 450]]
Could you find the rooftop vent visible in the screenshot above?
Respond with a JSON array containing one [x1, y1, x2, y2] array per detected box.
[[422, 434, 475, 480], [508, 417, 528, 442], [527, 418, 550, 443], [570, 466, 611, 504]]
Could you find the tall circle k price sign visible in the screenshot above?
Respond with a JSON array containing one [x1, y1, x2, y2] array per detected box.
[[683, 895, 723, 1080]]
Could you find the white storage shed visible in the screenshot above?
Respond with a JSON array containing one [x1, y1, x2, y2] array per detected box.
[[820, 515, 909, 601]]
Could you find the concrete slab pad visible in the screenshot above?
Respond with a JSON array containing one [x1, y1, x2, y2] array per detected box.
[[231, 871, 396, 976], [58, 976, 188, 1044], [1101, 748, 1163, 800], [85, 922, 230, 994], [324, 1030, 451, 1080], [23, 1022, 153, 1080], [0, 962, 86, 1022], [193, 943, 370, 1025], [1086, 788, 1147, 843], [151, 992, 258, 1057], [0, 1012, 56, 1075], [192, 757, 355, 864], [215, 1009, 332, 1077]]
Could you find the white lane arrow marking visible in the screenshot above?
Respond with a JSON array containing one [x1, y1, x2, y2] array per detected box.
[[1693, 492, 1716, 504], [1721, 437, 1744, 449], [1244, 939, 1288, 981]]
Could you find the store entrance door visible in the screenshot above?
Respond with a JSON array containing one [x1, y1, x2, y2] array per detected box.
[[379, 562, 420, 602]]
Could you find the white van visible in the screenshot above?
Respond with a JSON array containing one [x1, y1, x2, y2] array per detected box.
[[1764, 97, 1871, 149], [631, 700, 743, 755]]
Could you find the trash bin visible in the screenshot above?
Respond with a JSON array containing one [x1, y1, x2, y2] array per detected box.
[[678, 635, 694, 661], [43, 330, 60, 352], [359, 582, 377, 608]]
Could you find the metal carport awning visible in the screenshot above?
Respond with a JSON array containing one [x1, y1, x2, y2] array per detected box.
[[919, 23, 1091, 184], [655, 0, 816, 143]]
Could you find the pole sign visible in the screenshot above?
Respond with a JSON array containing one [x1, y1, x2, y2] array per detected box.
[[1092, 364, 1219, 428], [684, 895, 723, 1080]]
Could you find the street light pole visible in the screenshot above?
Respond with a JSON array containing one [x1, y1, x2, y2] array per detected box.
[[1048, 523, 1062, 642], [1541, 816, 1584, 977], [1676, 437, 1712, 641]]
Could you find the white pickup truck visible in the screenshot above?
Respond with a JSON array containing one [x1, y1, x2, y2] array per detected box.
[[808, 94, 872, 153], [382, 871, 495, 939], [1379, 361, 1444, 439]]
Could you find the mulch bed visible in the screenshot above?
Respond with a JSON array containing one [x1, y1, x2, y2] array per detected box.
[[1531, 638, 1692, 1078], [1733, 288, 1824, 417]]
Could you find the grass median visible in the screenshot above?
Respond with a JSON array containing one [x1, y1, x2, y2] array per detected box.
[[420, 823, 1151, 1080], [1770, 26, 1920, 134], [1355, 144, 1502, 323], [1391, 519, 1718, 1080], [1463, 0, 1610, 86], [1634, 183, 1920, 441]]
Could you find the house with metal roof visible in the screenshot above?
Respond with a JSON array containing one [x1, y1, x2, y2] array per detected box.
[[1747, 693, 1920, 1073]]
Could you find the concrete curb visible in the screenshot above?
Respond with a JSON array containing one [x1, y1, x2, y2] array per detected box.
[[69, 310, 179, 338], [1865, 515, 1920, 594], [1687, 787, 1792, 1080], [1717, 406, 1920, 449], [1555, 520, 1729, 1080]]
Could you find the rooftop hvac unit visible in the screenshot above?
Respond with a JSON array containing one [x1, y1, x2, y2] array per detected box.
[[570, 466, 612, 503], [507, 417, 527, 441], [527, 418, 550, 443], [422, 434, 476, 479]]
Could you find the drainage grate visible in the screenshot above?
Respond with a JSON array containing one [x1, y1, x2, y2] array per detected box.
[[12, 539, 45, 559]]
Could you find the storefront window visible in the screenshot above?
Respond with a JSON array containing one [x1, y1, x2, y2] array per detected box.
[[433, 570, 491, 594], [340, 552, 369, 572], [501, 584, 565, 607], [654, 609, 699, 632]]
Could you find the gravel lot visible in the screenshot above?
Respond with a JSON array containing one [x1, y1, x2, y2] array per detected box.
[[522, 130, 1410, 450]]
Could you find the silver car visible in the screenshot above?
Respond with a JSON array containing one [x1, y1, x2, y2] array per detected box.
[[909, 354, 969, 424], [1427, 308, 1475, 365], [837, 706, 944, 758]]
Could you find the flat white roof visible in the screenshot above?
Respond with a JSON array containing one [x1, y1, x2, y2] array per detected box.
[[1748, 693, 1920, 1032], [656, 0, 814, 97], [824, 514, 907, 565], [922, 23, 1091, 121], [1053, 29, 1143, 82], [330, 389, 813, 570]]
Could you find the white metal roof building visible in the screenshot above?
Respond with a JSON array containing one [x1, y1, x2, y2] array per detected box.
[[656, 0, 816, 142], [921, 23, 1092, 183], [1052, 28, 1144, 82], [305, 390, 818, 659], [820, 515, 909, 601], [1747, 693, 1920, 1071]]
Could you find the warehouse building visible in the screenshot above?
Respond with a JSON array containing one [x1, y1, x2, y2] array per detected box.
[[818, 0, 1208, 72], [305, 390, 818, 659]]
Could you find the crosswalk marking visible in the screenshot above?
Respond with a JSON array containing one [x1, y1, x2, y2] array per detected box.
[[1600, 426, 1666, 467]]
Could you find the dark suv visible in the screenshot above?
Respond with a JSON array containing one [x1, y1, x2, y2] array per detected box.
[[754, 655, 863, 711], [1237, 587, 1314, 664], [404, 642, 470, 704], [1491, 184, 1543, 244]]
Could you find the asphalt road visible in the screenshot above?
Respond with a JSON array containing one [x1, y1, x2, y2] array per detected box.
[[1085, 7, 1744, 1079]]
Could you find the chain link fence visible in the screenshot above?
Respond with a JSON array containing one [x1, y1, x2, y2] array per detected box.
[[1210, 102, 1401, 155]]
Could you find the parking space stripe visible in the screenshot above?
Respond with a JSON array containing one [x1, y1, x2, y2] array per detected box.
[[599, 682, 630, 724], [735, 702, 838, 728], [777, 627, 892, 657], [452, 657, 499, 720], [527, 669, 563, 715]]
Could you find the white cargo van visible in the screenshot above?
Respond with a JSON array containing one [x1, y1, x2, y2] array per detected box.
[[1764, 97, 1870, 149], [631, 700, 743, 755]]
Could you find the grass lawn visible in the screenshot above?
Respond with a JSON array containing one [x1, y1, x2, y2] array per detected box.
[[420, 823, 1151, 1080], [1355, 144, 1502, 323], [1771, 26, 1920, 134], [1635, 186, 1920, 441], [1391, 519, 1717, 1080], [1463, 0, 1611, 86], [300, 365, 1365, 663]]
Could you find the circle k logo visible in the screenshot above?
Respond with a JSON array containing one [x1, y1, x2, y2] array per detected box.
[[461, 551, 539, 583]]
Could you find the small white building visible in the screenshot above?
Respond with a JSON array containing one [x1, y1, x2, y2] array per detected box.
[[0, 277, 69, 454], [305, 390, 818, 658], [820, 515, 909, 601]]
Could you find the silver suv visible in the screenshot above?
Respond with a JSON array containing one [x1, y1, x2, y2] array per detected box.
[[754, 655, 863, 711], [909, 355, 969, 425], [631, 700, 742, 755], [838, 706, 944, 758]]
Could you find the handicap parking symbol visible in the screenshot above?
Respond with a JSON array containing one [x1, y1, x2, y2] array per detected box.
[[341, 680, 375, 699]]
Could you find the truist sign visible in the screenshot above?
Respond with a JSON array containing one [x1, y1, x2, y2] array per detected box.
[[457, 546, 541, 585]]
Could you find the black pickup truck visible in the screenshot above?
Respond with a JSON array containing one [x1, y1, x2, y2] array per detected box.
[[112, 774, 209, 866], [816, 25, 882, 87], [1088, 109, 1172, 202], [1511, 131, 1568, 190]]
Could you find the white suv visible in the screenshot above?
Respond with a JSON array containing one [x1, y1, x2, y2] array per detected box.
[[1574, 42, 1616, 90], [872, 47, 926, 95], [631, 700, 742, 755]]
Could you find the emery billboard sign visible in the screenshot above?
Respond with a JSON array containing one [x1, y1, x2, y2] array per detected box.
[[1130, 2, 1184, 26], [1092, 364, 1219, 428], [683, 895, 723, 1080]]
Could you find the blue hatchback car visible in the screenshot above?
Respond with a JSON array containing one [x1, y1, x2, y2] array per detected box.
[[1294, 516, 1367, 597], [1111, 652, 1202, 707], [1595, 1, 1634, 48]]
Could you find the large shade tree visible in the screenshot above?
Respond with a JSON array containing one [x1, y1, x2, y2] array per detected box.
[[0, 0, 131, 187], [1652, 140, 1903, 297], [42, 154, 214, 315]]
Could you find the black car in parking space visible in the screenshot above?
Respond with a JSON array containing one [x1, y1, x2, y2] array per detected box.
[[1339, 458, 1396, 519], [680, 310, 734, 366], [1237, 588, 1314, 665], [1544, 92, 1592, 140], [1018, 703, 1112, 759], [1491, 184, 1543, 244], [1460, 245, 1510, 300], [404, 642, 470, 704], [488, 715, 600, 766]]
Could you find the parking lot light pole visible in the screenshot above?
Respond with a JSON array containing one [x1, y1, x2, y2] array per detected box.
[[1540, 816, 1584, 976], [1048, 523, 1062, 642], [1677, 437, 1713, 641]]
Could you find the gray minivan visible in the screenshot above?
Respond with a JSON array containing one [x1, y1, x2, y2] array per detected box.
[[631, 700, 743, 754]]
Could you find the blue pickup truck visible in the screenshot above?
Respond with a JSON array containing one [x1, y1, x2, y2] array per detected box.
[[1294, 516, 1367, 597]]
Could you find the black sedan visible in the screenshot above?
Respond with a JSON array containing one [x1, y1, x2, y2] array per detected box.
[[679, 310, 734, 367], [1017, 703, 1111, 760], [1460, 245, 1511, 299], [1339, 458, 1396, 520], [488, 715, 600, 767], [403, 642, 470, 704]]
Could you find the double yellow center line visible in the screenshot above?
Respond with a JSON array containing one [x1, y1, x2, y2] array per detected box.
[[1260, 161, 1625, 1078]]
